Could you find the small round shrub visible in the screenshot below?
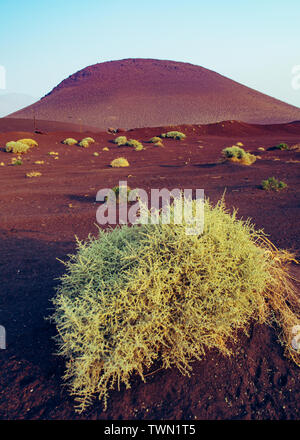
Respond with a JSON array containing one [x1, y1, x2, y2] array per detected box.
[[113, 136, 127, 146], [126, 139, 144, 150], [5, 141, 30, 154], [161, 131, 186, 140], [81, 137, 95, 144], [78, 140, 90, 148], [222, 146, 256, 165], [261, 177, 287, 191], [50, 198, 300, 412], [63, 138, 78, 146], [223, 146, 246, 159], [149, 137, 162, 143], [17, 138, 38, 147], [110, 157, 129, 167]]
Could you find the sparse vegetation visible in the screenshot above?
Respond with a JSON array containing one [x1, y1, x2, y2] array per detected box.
[[110, 157, 130, 167], [51, 197, 300, 413], [48, 151, 59, 156], [113, 136, 127, 146], [222, 146, 256, 165], [103, 147, 109, 151], [11, 156, 23, 166], [34, 160, 45, 165], [26, 171, 42, 178], [261, 177, 287, 191], [5, 141, 30, 154], [161, 131, 186, 140], [63, 138, 78, 146]]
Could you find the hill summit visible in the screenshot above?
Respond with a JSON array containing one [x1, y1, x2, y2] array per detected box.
[[7, 58, 300, 129]]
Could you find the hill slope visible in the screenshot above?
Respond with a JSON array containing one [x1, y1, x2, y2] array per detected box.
[[7, 58, 300, 129]]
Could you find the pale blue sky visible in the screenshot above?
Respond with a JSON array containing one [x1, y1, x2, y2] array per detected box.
[[1, 0, 300, 106]]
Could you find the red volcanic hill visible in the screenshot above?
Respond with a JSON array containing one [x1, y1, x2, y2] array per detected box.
[[7, 58, 300, 129]]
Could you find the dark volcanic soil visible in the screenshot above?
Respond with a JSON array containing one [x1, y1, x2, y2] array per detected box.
[[7, 58, 300, 128], [0, 120, 299, 420]]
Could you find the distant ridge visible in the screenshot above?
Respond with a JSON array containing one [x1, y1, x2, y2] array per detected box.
[[7, 58, 300, 129]]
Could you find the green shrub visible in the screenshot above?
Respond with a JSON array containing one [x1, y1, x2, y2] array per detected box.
[[134, 144, 144, 151], [161, 131, 186, 140], [81, 137, 95, 144], [261, 177, 287, 191], [63, 138, 78, 145], [78, 140, 90, 148], [126, 139, 144, 150], [113, 136, 127, 146], [274, 143, 289, 150], [50, 197, 300, 412], [222, 146, 256, 165], [149, 136, 162, 143], [5, 141, 30, 154], [110, 157, 129, 167], [223, 146, 247, 159]]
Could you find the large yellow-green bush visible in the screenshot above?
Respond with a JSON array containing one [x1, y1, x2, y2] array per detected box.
[[50, 198, 300, 412], [5, 141, 30, 154]]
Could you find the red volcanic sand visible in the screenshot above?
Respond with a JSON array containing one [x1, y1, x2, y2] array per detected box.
[[0, 121, 299, 420], [7, 58, 300, 129]]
